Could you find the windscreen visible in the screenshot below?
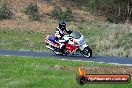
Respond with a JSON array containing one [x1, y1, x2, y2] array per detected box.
[[69, 31, 81, 39]]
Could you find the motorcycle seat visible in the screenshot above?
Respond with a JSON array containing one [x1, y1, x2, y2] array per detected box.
[[48, 35, 56, 43]]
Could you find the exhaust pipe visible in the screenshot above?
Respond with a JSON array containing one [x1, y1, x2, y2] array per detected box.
[[46, 45, 54, 51]]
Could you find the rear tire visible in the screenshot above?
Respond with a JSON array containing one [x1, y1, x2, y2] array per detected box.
[[81, 46, 92, 58]]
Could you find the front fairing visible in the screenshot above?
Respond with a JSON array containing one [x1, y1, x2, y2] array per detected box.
[[77, 35, 85, 45], [63, 32, 85, 46]]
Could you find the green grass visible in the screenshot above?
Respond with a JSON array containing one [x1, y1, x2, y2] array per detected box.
[[0, 20, 131, 57], [0, 55, 131, 88], [77, 20, 132, 57], [0, 29, 46, 51]]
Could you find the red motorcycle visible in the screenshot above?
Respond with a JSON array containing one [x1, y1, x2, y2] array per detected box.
[[45, 31, 92, 58]]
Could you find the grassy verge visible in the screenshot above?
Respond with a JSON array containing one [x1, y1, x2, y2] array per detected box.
[[0, 20, 132, 57], [77, 20, 132, 57], [0, 55, 132, 88], [0, 29, 47, 51]]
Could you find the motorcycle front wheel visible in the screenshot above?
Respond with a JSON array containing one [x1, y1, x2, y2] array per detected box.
[[81, 46, 92, 58]]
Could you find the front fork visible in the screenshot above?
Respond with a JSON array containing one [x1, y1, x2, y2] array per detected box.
[[79, 44, 88, 51]]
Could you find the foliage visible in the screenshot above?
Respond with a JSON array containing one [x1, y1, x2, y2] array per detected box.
[[51, 6, 73, 21], [64, 7, 73, 21], [0, 3, 13, 20], [76, 0, 132, 23], [51, 6, 63, 20], [25, 3, 41, 21]]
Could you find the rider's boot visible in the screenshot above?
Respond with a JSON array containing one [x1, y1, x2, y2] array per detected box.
[[60, 43, 66, 54]]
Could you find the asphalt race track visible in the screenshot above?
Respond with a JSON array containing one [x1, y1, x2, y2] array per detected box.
[[0, 49, 132, 66]]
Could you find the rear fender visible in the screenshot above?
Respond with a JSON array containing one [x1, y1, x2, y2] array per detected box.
[[45, 35, 60, 48]]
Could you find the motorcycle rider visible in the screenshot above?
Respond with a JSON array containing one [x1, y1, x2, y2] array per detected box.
[[55, 21, 72, 53]]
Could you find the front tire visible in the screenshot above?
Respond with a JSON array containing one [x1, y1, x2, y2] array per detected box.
[[81, 46, 92, 58]]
